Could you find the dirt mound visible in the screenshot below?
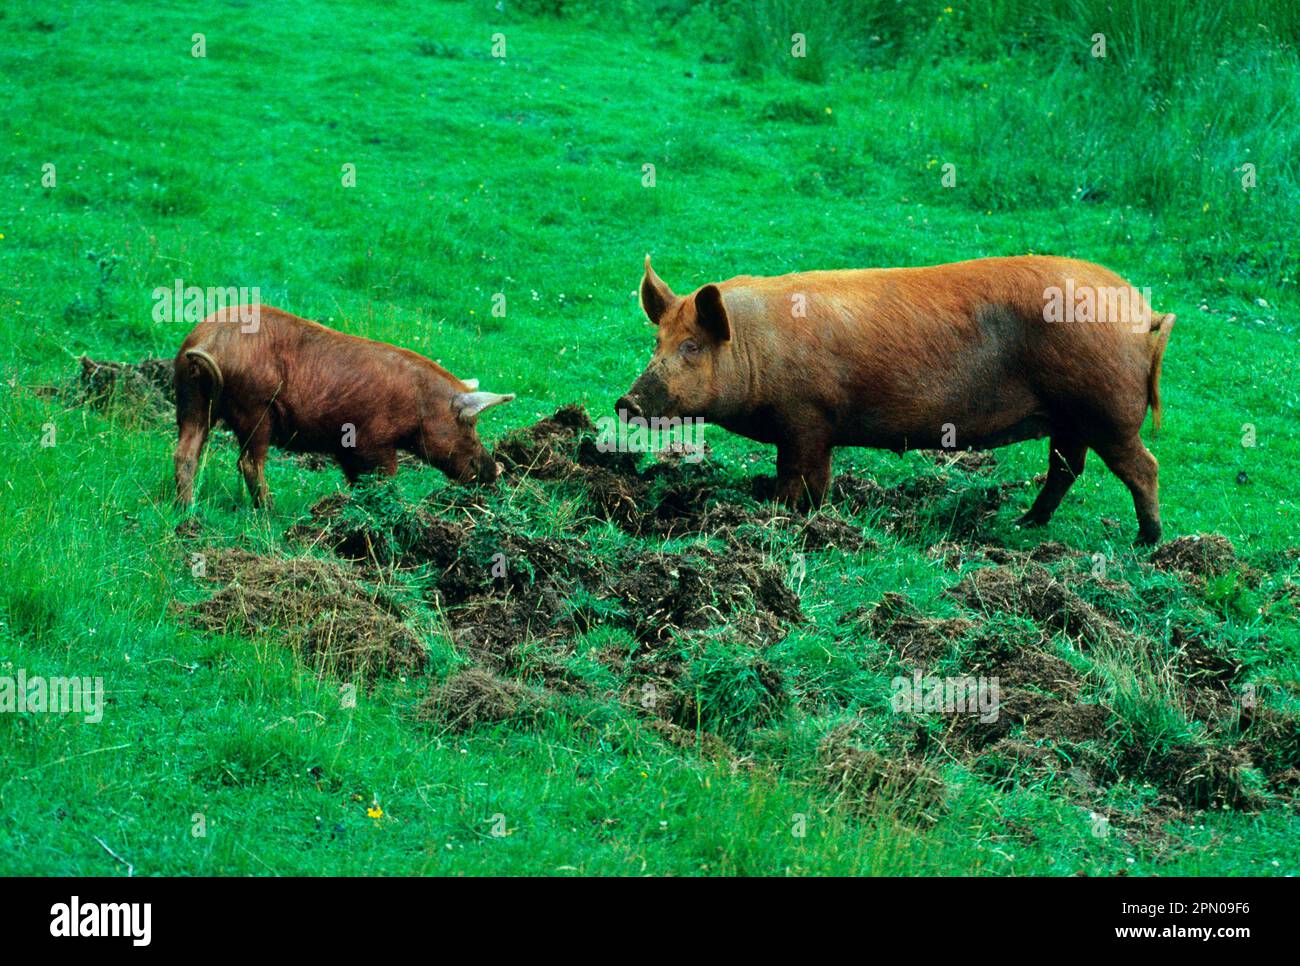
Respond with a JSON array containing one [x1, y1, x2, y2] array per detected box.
[[238, 400, 1294, 822], [1021, 701, 1110, 743], [1120, 742, 1266, 811], [650, 499, 875, 551], [845, 592, 975, 669], [444, 595, 587, 698], [77, 356, 174, 419], [1170, 624, 1243, 721], [495, 404, 633, 478], [980, 541, 1073, 566], [1239, 704, 1300, 793], [285, 480, 807, 722], [297, 490, 807, 653], [496, 406, 875, 547], [288, 490, 602, 610], [494, 403, 673, 528], [973, 738, 1059, 784], [937, 665, 1091, 755], [414, 666, 542, 732], [948, 563, 1131, 648], [642, 718, 734, 760], [181, 548, 427, 680], [614, 547, 802, 646], [287, 492, 470, 570], [1150, 534, 1252, 584]]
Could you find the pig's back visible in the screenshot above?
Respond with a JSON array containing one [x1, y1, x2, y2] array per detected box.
[[716, 255, 1155, 447]]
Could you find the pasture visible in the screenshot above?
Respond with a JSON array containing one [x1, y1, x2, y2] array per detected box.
[[0, 0, 1296, 875]]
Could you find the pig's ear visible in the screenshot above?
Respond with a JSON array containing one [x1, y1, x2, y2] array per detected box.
[[640, 254, 677, 326], [694, 284, 731, 343], [453, 390, 515, 424]]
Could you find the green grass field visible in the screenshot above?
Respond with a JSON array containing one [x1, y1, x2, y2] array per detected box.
[[1, 0, 1296, 875]]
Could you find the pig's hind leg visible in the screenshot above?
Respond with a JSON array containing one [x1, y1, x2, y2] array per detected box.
[[1016, 435, 1087, 528], [173, 368, 215, 506], [235, 424, 272, 509], [174, 419, 211, 506], [1092, 434, 1162, 545]]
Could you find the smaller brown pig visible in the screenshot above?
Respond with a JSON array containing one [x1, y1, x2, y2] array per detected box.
[[173, 306, 513, 507], [617, 255, 1174, 543]]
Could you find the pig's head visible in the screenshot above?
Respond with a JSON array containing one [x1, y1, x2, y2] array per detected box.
[[433, 383, 514, 485], [616, 256, 735, 422]]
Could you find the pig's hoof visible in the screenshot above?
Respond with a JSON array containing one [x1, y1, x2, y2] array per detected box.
[[1014, 510, 1051, 529], [1134, 526, 1162, 546], [751, 475, 778, 501]]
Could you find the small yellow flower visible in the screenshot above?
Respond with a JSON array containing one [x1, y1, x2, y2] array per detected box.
[[824, 106, 832, 114], [1202, 202, 1210, 212], [367, 800, 383, 819]]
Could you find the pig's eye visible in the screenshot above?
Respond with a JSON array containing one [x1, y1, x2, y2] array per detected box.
[[679, 339, 700, 358]]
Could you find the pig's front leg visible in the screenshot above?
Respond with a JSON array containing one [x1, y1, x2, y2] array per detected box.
[[774, 435, 833, 509]]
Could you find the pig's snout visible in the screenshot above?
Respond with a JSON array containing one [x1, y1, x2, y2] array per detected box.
[[618, 367, 670, 419], [615, 394, 643, 419], [461, 447, 502, 486], [476, 451, 502, 485]]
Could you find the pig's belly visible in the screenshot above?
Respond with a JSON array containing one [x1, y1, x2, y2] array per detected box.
[[834, 390, 1053, 451]]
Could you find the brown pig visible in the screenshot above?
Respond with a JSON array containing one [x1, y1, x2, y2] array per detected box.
[[173, 306, 514, 507], [617, 255, 1174, 543]]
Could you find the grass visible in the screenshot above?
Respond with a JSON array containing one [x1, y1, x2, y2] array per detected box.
[[0, 0, 1296, 875]]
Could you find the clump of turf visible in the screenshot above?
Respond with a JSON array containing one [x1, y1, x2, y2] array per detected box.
[[949, 562, 1132, 649], [76, 355, 174, 423], [181, 547, 428, 680], [818, 726, 947, 822], [415, 666, 542, 732], [1150, 533, 1251, 584], [843, 591, 976, 669]]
